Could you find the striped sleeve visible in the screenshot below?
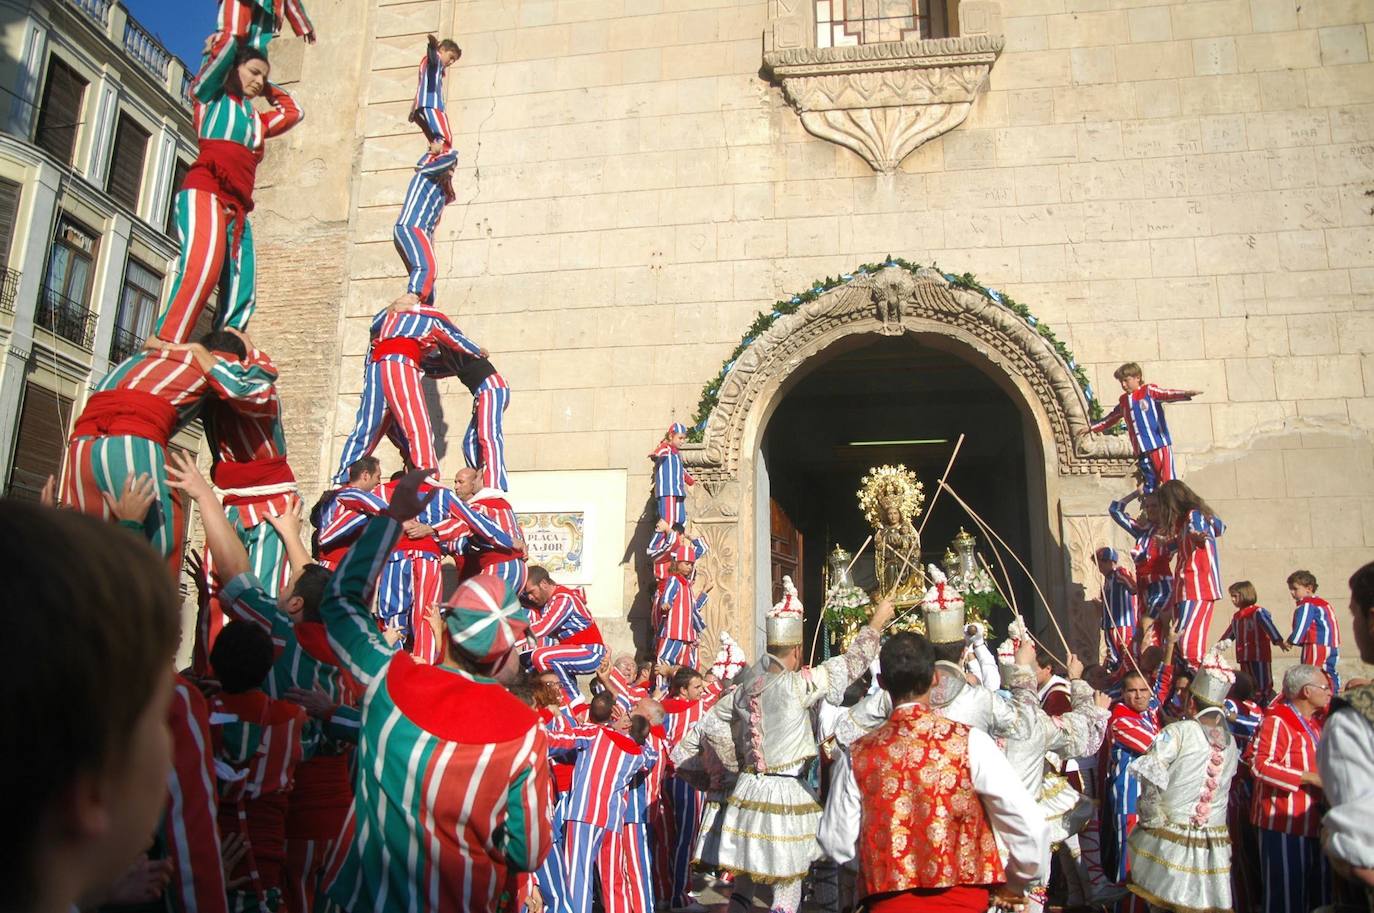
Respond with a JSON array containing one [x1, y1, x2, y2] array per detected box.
[[1088, 399, 1123, 434], [324, 704, 361, 743], [453, 497, 516, 548], [260, 83, 303, 137], [280, 0, 314, 36], [1250, 715, 1303, 792], [1146, 385, 1194, 403], [1258, 607, 1283, 644], [165, 681, 228, 913], [432, 314, 484, 356], [221, 572, 291, 650], [192, 34, 235, 103], [1289, 603, 1315, 644], [1112, 716, 1155, 755], [494, 727, 555, 873], [205, 356, 278, 414], [321, 515, 402, 684]]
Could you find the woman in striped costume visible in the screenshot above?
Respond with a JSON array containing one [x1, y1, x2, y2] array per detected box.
[[318, 471, 554, 912], [155, 34, 302, 344]]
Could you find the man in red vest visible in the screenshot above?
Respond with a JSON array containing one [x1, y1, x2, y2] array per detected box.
[[843, 631, 1048, 913]]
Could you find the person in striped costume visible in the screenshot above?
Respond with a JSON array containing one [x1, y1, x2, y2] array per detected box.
[[613, 698, 668, 913], [1156, 480, 1226, 670], [171, 454, 362, 912], [1286, 569, 1342, 693], [1079, 363, 1201, 493], [3, 502, 181, 913], [208, 620, 308, 912], [1223, 581, 1288, 702], [1096, 546, 1139, 673], [650, 423, 694, 526], [658, 667, 724, 912], [61, 333, 274, 573], [393, 151, 457, 307], [332, 301, 485, 483], [1101, 626, 1176, 907], [318, 471, 553, 912], [647, 519, 708, 587], [1249, 664, 1332, 913], [311, 456, 383, 570], [165, 675, 230, 913], [523, 566, 607, 702], [410, 35, 461, 152], [1223, 670, 1264, 913], [654, 551, 709, 677], [155, 36, 302, 344], [422, 348, 512, 492], [448, 466, 528, 593], [1109, 490, 1175, 649], [548, 692, 658, 913], [217, 0, 315, 54]]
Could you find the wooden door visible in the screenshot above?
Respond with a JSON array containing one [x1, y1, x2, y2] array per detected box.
[[769, 498, 803, 603]]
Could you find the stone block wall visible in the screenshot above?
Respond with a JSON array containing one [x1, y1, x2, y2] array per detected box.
[[251, 0, 1373, 678]]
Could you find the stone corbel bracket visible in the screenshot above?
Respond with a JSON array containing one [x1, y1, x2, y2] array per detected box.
[[762, 35, 1004, 173]]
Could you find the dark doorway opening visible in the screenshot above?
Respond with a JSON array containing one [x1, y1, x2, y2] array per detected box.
[[761, 334, 1038, 653]]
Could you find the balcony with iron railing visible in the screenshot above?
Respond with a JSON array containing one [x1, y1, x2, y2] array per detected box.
[[107, 324, 143, 363], [0, 267, 19, 313], [123, 16, 172, 82], [35, 287, 96, 349]]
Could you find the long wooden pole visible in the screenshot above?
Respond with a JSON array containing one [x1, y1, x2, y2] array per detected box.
[[917, 434, 965, 537], [938, 480, 1073, 659]]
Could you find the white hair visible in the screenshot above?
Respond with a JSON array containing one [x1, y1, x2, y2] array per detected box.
[[1282, 663, 1324, 699]]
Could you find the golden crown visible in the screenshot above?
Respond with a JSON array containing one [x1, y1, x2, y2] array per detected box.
[[857, 464, 926, 529]]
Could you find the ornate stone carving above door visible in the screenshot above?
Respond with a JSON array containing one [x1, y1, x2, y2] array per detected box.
[[763, 3, 1005, 173]]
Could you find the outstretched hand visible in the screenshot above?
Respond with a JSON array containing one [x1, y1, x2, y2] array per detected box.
[[102, 473, 157, 523], [386, 469, 437, 522], [869, 597, 896, 630], [166, 451, 215, 504]]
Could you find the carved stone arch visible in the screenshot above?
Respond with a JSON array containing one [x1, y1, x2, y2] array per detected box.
[[680, 266, 1132, 658]]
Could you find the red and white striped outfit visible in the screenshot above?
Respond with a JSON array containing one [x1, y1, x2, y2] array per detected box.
[[165, 676, 229, 913], [530, 586, 606, 702]]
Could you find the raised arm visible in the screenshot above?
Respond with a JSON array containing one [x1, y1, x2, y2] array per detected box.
[[261, 83, 304, 137], [447, 497, 516, 549], [320, 514, 405, 684], [167, 451, 250, 581], [432, 313, 484, 358], [1109, 497, 1146, 536], [280, 0, 315, 39], [191, 33, 234, 104], [317, 490, 387, 550]]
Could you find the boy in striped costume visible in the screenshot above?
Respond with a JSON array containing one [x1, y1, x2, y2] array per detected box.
[[311, 456, 383, 569], [208, 620, 308, 912], [1286, 570, 1341, 693], [1249, 664, 1332, 913], [448, 465, 528, 592], [1096, 546, 1138, 673], [524, 565, 607, 702], [548, 692, 658, 913], [650, 423, 694, 526], [394, 151, 457, 306], [410, 35, 461, 152], [332, 302, 485, 483], [1108, 490, 1175, 647], [62, 333, 274, 572], [319, 472, 553, 912], [1223, 581, 1288, 702], [156, 37, 302, 344], [423, 349, 512, 492], [1081, 363, 1201, 492], [656, 552, 709, 675], [217, 0, 315, 53]]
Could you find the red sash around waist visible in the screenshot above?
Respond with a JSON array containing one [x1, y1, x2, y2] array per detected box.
[[72, 390, 178, 445], [393, 535, 443, 557], [560, 626, 604, 648], [184, 140, 258, 256], [212, 455, 295, 491], [371, 337, 423, 363]]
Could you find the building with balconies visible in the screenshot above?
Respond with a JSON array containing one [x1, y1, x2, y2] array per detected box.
[[0, 0, 199, 499]]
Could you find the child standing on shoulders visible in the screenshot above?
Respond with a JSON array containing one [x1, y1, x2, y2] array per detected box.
[[1222, 580, 1287, 702], [1286, 570, 1341, 693], [649, 422, 694, 527], [1080, 362, 1201, 493], [410, 34, 461, 153]]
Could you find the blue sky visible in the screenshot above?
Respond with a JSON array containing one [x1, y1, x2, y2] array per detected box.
[[123, 0, 205, 71]]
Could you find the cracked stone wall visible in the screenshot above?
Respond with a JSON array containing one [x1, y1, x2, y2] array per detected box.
[[250, 0, 1374, 678]]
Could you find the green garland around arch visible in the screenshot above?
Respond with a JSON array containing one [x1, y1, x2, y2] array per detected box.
[[688, 256, 1107, 442]]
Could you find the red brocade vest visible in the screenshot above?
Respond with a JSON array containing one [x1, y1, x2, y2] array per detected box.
[[849, 702, 1004, 898]]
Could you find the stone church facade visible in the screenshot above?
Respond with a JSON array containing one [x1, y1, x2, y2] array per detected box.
[[247, 0, 1373, 676]]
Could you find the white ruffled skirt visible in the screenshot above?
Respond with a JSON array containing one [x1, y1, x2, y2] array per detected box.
[[712, 771, 822, 884], [1127, 822, 1232, 913], [1040, 772, 1092, 845]]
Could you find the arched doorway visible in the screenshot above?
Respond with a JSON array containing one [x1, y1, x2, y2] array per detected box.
[[682, 265, 1133, 659], [761, 333, 1039, 650]]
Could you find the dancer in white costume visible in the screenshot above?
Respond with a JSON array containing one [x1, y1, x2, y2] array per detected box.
[[707, 581, 893, 912], [1126, 642, 1240, 913]]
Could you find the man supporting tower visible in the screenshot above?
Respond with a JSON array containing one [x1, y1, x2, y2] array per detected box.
[[523, 566, 607, 703]]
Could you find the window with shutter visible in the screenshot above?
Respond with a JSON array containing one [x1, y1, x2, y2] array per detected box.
[[165, 159, 190, 237], [0, 179, 20, 273], [111, 259, 162, 362], [6, 382, 73, 501], [34, 57, 87, 166], [106, 114, 150, 211]]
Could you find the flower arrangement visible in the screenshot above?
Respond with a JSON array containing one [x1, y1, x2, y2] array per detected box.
[[822, 581, 871, 635], [959, 565, 1007, 625], [689, 257, 1106, 442]]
